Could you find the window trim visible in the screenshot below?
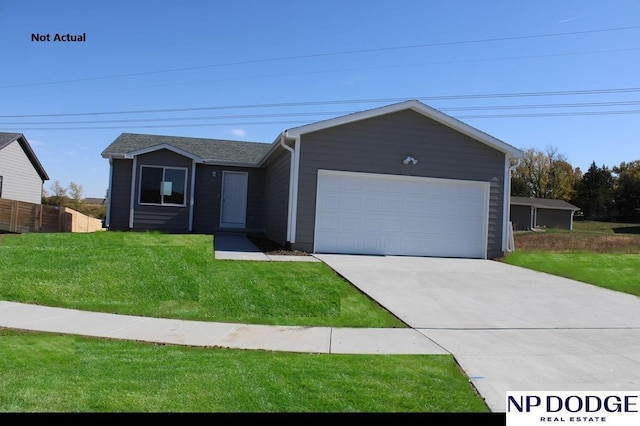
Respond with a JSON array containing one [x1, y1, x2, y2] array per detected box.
[[138, 165, 188, 207]]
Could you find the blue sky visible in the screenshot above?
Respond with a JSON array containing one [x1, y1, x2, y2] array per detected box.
[[1, 0, 638, 197]]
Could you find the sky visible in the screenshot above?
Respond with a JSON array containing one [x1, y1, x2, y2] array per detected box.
[[1, 0, 639, 198]]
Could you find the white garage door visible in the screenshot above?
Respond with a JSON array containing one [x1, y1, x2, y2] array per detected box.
[[314, 170, 490, 258]]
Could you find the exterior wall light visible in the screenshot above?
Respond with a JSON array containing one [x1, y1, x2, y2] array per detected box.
[[403, 156, 418, 165]]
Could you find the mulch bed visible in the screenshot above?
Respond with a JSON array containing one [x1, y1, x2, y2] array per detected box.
[[248, 236, 311, 256]]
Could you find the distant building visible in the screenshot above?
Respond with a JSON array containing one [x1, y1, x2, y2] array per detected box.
[[510, 197, 580, 231]]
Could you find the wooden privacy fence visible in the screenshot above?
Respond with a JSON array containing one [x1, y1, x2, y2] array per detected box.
[[0, 198, 104, 234]]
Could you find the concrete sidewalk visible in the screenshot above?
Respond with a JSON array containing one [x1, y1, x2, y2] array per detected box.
[[0, 300, 446, 355], [213, 234, 320, 262]]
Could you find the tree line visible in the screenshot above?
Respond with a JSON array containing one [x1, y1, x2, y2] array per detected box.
[[42, 180, 107, 220], [511, 146, 640, 222]]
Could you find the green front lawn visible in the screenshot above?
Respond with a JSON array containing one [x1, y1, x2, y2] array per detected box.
[[0, 329, 488, 413], [0, 232, 402, 328], [504, 221, 640, 296], [502, 251, 640, 297], [0, 231, 489, 413]]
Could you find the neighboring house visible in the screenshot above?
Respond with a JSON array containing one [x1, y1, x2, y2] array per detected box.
[[510, 196, 580, 231], [0, 132, 49, 204], [102, 100, 524, 259]]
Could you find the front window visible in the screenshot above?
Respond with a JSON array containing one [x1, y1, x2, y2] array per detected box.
[[139, 166, 187, 206], [0, 176, 3, 198]]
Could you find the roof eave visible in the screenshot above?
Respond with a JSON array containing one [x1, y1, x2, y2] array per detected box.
[[202, 159, 260, 167], [12, 134, 50, 181], [256, 131, 289, 167]]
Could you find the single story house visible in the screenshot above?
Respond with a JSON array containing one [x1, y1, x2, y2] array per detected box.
[[510, 196, 580, 231], [0, 132, 49, 204], [101, 100, 524, 259]]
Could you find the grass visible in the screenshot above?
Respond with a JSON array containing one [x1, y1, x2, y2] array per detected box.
[[0, 231, 489, 413], [510, 221, 640, 253], [0, 232, 402, 327], [503, 221, 640, 296], [0, 329, 488, 413]]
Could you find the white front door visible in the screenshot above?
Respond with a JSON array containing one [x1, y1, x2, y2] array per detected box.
[[220, 171, 248, 228]]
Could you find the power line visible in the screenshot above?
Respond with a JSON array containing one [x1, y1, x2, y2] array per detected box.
[[459, 110, 640, 118], [1, 87, 640, 119], [0, 111, 352, 125], [2, 25, 638, 89], [4, 100, 640, 126], [3, 110, 639, 132], [9, 47, 639, 102]]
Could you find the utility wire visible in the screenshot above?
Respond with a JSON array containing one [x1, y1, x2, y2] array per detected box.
[[2, 25, 638, 89], [3, 100, 640, 126], [1, 87, 640, 119], [3, 110, 640, 131]]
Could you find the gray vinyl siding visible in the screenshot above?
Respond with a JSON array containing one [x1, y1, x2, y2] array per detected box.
[[510, 205, 533, 231], [192, 164, 265, 234], [293, 109, 507, 257], [107, 159, 134, 230], [0, 140, 43, 204], [536, 208, 572, 230], [132, 149, 192, 232], [262, 147, 291, 245]]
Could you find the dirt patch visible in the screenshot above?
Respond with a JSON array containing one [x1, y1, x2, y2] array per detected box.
[[248, 236, 311, 256]]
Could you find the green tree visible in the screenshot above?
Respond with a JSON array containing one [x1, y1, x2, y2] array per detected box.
[[573, 162, 615, 220], [44, 180, 69, 207], [613, 160, 640, 222], [68, 182, 83, 210], [511, 146, 580, 200]]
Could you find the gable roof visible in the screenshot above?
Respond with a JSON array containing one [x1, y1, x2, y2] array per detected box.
[[282, 100, 525, 159], [0, 132, 49, 181], [511, 196, 580, 211], [102, 100, 524, 166], [101, 133, 271, 166]]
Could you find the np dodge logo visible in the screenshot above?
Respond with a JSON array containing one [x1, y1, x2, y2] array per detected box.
[[506, 392, 640, 426]]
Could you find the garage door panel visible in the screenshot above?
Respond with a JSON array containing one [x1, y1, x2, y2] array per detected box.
[[315, 170, 489, 258], [383, 220, 403, 232], [318, 193, 341, 209], [361, 217, 382, 231], [363, 197, 382, 211], [315, 214, 339, 230]]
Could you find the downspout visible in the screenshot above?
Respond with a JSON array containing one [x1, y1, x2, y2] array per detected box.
[[188, 159, 196, 232], [105, 158, 113, 228], [291, 135, 301, 244], [504, 156, 521, 252], [570, 210, 574, 231], [279, 133, 296, 243], [129, 157, 137, 229]]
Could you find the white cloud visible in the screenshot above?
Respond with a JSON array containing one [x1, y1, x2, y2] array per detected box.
[[557, 15, 584, 24], [230, 128, 247, 138]]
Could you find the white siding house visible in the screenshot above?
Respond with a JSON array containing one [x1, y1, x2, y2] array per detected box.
[[0, 133, 49, 204]]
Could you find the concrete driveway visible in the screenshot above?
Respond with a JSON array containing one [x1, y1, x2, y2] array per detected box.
[[314, 254, 640, 413]]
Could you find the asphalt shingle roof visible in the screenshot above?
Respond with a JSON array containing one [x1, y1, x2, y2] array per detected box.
[[511, 196, 580, 211], [0, 132, 24, 149], [101, 133, 272, 165]]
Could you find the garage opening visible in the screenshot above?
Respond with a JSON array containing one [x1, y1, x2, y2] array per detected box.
[[314, 170, 489, 258]]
